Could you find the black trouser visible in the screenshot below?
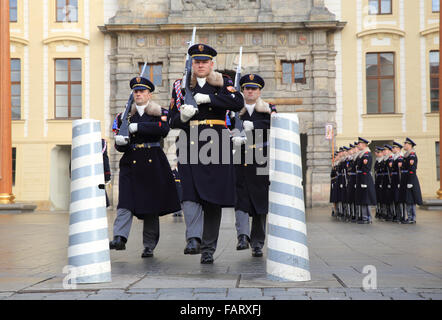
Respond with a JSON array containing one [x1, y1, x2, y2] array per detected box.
[[201, 202, 222, 255], [250, 214, 267, 249]]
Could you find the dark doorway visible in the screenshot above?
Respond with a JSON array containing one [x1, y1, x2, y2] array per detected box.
[[300, 133, 307, 205]]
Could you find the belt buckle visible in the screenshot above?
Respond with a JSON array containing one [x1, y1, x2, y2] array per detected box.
[[136, 143, 144, 149]]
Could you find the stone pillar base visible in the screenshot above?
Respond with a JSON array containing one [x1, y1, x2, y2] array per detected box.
[[0, 202, 37, 214]]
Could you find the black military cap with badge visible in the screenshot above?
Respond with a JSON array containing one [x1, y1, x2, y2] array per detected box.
[[358, 137, 370, 144], [404, 137, 416, 147], [240, 74, 265, 90], [188, 43, 217, 60], [392, 141, 403, 149], [130, 76, 155, 92], [384, 144, 393, 151]]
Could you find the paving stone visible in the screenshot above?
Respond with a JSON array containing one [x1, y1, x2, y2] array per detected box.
[[404, 288, 442, 294], [328, 288, 364, 294], [157, 294, 197, 300], [348, 293, 391, 300], [262, 288, 289, 295], [6, 293, 49, 300], [193, 288, 228, 294], [419, 293, 442, 300], [43, 291, 91, 300], [273, 295, 310, 300], [227, 288, 263, 299], [193, 293, 230, 300], [127, 288, 157, 294], [287, 288, 326, 294], [385, 293, 426, 300], [0, 292, 14, 300], [308, 293, 350, 300], [127, 293, 160, 300]]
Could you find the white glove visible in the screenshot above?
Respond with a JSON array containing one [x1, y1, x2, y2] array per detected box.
[[232, 136, 247, 147], [243, 120, 254, 132], [115, 135, 129, 146], [407, 184, 413, 189], [129, 123, 138, 133], [194, 93, 211, 105], [180, 104, 198, 123]]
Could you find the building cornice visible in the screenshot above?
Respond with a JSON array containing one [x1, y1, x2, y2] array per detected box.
[[420, 26, 439, 37], [43, 35, 89, 45], [10, 35, 29, 46], [356, 27, 405, 38], [98, 21, 347, 34]]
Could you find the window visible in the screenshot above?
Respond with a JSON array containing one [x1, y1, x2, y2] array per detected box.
[[12, 148, 16, 186], [11, 59, 21, 120], [56, 0, 78, 22], [366, 52, 395, 114], [138, 63, 163, 87], [436, 142, 440, 181], [369, 0, 392, 15], [433, 0, 440, 13], [282, 60, 306, 84], [55, 59, 82, 118], [9, 0, 17, 22], [430, 51, 439, 112]]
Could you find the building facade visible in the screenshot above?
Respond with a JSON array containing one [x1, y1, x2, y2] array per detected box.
[[8, 0, 441, 209], [327, 0, 441, 200]]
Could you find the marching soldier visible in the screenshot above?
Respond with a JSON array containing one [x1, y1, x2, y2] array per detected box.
[[230, 74, 277, 257], [168, 44, 244, 264], [401, 137, 423, 224], [110, 76, 181, 258], [391, 141, 404, 223], [355, 137, 376, 224]]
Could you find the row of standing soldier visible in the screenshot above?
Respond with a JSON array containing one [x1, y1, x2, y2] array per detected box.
[[330, 137, 422, 224]]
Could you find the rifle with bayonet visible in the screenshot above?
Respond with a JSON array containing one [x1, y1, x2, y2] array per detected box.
[[182, 27, 198, 111], [232, 47, 246, 138], [117, 62, 148, 142]]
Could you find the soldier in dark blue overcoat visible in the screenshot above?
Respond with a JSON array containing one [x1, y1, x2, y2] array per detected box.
[[355, 137, 376, 224], [109, 77, 181, 258], [391, 141, 404, 222], [401, 137, 423, 224], [168, 44, 244, 264], [228, 74, 277, 257]]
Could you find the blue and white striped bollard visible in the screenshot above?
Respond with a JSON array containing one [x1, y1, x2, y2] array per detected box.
[[68, 119, 111, 284], [266, 113, 311, 282]]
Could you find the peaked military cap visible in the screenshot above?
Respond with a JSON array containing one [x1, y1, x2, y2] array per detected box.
[[354, 141, 359, 145], [392, 141, 403, 148], [384, 144, 393, 151], [240, 74, 265, 89], [343, 146, 350, 151], [376, 146, 384, 152], [404, 137, 416, 147], [358, 137, 370, 144], [349, 143, 355, 148], [188, 43, 217, 60], [130, 76, 155, 92]]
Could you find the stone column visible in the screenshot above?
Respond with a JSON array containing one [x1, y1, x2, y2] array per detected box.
[[259, 0, 273, 22], [258, 51, 276, 92], [0, 0, 14, 204], [307, 30, 335, 207]]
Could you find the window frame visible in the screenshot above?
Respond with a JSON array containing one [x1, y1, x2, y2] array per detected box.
[[432, 0, 440, 13], [138, 62, 163, 87], [56, 0, 78, 23], [365, 52, 396, 114], [9, 0, 18, 22], [368, 0, 393, 15], [54, 58, 82, 119], [430, 50, 439, 113], [281, 60, 306, 85], [436, 141, 440, 181], [10, 58, 21, 120]]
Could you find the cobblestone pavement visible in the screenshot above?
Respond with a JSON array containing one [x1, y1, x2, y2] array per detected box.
[[0, 206, 441, 300]]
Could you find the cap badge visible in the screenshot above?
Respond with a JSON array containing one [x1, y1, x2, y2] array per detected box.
[[136, 77, 141, 83], [198, 44, 204, 52], [249, 74, 255, 81]]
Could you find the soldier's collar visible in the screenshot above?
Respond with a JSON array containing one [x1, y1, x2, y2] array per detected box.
[[190, 70, 223, 88]]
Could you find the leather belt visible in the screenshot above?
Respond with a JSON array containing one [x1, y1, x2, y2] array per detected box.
[[131, 142, 161, 149], [348, 173, 356, 176], [190, 119, 225, 126]]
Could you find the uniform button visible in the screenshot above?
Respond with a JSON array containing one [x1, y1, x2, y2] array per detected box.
[[209, 107, 212, 111], [191, 141, 195, 145], [148, 146, 151, 149], [245, 150, 248, 154], [244, 164, 247, 167], [210, 140, 213, 144], [133, 160, 136, 164], [149, 159, 152, 163], [259, 148, 263, 151]]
